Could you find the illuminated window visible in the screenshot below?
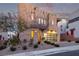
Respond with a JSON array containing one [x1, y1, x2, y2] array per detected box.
[[44, 20, 46, 25], [52, 20, 54, 25], [31, 14, 34, 20], [38, 18, 46, 25], [41, 19, 43, 24], [38, 18, 41, 24]]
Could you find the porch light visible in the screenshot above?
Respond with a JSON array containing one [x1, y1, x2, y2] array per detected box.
[[44, 33, 47, 37], [48, 30, 51, 34], [52, 31, 57, 34], [52, 20, 54, 25]]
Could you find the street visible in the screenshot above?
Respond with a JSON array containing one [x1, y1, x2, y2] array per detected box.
[[47, 50, 79, 56]]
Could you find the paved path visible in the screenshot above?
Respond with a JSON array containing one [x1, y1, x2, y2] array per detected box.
[[0, 41, 78, 56], [47, 50, 79, 56], [8, 44, 79, 56]]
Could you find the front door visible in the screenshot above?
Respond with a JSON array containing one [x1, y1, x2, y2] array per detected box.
[[31, 30, 42, 44]]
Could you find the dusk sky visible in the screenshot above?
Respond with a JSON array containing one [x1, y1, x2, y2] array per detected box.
[[0, 3, 79, 14], [0, 3, 17, 13]]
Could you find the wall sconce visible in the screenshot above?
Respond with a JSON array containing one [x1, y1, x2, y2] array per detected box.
[[52, 20, 54, 25]]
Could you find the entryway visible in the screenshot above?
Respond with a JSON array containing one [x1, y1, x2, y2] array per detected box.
[[31, 29, 42, 44]]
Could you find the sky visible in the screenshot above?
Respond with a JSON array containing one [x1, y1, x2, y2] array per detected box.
[[0, 3, 17, 13], [0, 3, 79, 14], [33, 3, 79, 14]]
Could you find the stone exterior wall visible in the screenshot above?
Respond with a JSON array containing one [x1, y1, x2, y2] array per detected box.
[[18, 3, 60, 42]]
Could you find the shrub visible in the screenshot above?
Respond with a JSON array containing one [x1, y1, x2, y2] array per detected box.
[[34, 44, 38, 48], [0, 45, 6, 50], [54, 44, 60, 47], [50, 43, 55, 45], [4, 40, 8, 46], [44, 41, 51, 44], [75, 41, 79, 43], [38, 42, 41, 44], [44, 41, 47, 43], [42, 37, 45, 40], [10, 47, 16, 51], [10, 36, 20, 46], [22, 46, 27, 50], [67, 40, 71, 42]]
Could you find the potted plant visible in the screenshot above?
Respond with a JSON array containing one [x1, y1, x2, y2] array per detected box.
[[34, 44, 38, 48]]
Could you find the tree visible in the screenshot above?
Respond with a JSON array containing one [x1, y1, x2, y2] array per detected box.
[[18, 17, 27, 32]]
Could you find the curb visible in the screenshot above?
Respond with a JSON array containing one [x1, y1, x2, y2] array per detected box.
[[8, 45, 79, 56]]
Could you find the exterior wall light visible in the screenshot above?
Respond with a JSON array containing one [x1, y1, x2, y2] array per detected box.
[[52, 20, 54, 25]]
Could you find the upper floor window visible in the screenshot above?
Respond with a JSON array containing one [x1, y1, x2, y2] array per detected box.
[[31, 13, 34, 20], [52, 20, 54, 25], [38, 18, 46, 25]]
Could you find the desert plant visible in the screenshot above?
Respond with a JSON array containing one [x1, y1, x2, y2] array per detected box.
[[10, 36, 19, 46], [0, 45, 6, 50], [54, 44, 60, 47], [38, 41, 41, 44], [44, 40, 51, 44], [50, 42, 55, 45], [67, 40, 71, 42], [42, 37, 45, 40], [29, 39, 33, 46], [34, 44, 38, 48], [22, 46, 27, 50], [10, 47, 16, 51], [75, 40, 79, 43]]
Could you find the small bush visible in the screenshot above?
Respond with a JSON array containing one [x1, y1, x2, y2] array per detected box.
[[10, 47, 16, 51], [67, 40, 71, 42], [54, 44, 60, 47], [50, 43, 55, 45], [0, 45, 6, 50], [4, 40, 8, 46], [75, 41, 79, 43], [34, 44, 38, 48], [44, 41, 47, 43], [22, 46, 27, 50], [42, 37, 45, 40], [47, 41, 51, 44], [44, 41, 51, 44], [38, 42, 41, 44]]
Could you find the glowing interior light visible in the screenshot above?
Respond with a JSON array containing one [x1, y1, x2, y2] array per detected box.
[[31, 31, 34, 39], [52, 31, 57, 34], [52, 20, 54, 25], [44, 33, 47, 37], [31, 14, 34, 20], [41, 19, 43, 24], [38, 18, 41, 24], [48, 30, 51, 34]]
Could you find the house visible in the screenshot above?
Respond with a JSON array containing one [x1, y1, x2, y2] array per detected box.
[[18, 3, 60, 44]]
